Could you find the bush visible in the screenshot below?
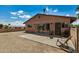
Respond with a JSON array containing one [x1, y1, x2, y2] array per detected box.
[[63, 29, 70, 37], [27, 24, 32, 28], [0, 24, 3, 29]]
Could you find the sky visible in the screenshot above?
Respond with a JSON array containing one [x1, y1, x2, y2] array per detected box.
[[0, 5, 77, 26]]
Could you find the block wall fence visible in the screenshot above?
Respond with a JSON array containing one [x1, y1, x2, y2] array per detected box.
[[70, 27, 79, 52]]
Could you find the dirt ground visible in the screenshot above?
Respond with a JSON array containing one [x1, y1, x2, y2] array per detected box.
[[0, 31, 66, 53]]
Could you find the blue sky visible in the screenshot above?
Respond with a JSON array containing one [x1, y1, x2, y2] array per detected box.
[[0, 5, 77, 26]]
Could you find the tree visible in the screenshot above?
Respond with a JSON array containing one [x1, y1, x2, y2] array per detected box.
[[0, 24, 3, 29], [8, 24, 11, 29], [8, 24, 11, 26], [76, 5, 79, 11], [4, 25, 8, 29], [76, 5, 79, 19]]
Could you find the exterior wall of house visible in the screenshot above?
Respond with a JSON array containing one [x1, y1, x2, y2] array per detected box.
[[24, 15, 71, 34]]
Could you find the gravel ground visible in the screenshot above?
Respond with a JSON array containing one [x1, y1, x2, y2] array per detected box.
[[0, 31, 66, 53]]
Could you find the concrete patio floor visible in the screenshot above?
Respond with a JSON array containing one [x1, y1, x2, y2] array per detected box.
[[20, 33, 75, 52]]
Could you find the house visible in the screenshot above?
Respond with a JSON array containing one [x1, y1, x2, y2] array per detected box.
[[14, 26, 25, 31], [23, 14, 76, 36]]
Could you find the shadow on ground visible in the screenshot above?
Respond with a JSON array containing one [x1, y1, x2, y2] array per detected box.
[[58, 45, 75, 53], [24, 31, 62, 38]]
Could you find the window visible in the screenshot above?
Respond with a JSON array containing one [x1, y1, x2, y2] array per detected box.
[[46, 24, 50, 31], [27, 24, 32, 28], [37, 24, 45, 31]]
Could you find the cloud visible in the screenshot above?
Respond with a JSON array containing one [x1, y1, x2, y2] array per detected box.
[[10, 12, 17, 15], [45, 7, 58, 13], [44, 7, 58, 15], [19, 15, 31, 19], [18, 10, 24, 14], [53, 9, 58, 12], [66, 14, 70, 16], [10, 17, 17, 19], [76, 11, 79, 14], [46, 7, 49, 11], [0, 21, 8, 25], [17, 13, 21, 16], [0, 20, 25, 27], [10, 10, 31, 19], [10, 20, 25, 27], [10, 10, 24, 16]]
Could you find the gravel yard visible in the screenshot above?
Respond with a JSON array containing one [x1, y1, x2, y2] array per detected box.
[[0, 31, 66, 53]]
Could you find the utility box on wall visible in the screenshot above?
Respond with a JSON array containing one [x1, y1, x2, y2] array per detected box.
[[70, 27, 79, 52]]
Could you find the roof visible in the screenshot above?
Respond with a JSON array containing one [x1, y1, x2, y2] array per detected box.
[[23, 14, 76, 24], [72, 19, 79, 25]]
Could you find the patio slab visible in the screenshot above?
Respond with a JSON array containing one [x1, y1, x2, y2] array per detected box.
[[20, 33, 75, 51]]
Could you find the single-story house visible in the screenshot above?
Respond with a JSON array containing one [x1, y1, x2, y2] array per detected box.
[[23, 14, 76, 36]]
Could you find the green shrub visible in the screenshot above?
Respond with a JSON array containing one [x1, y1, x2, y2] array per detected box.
[[27, 24, 32, 28], [63, 29, 70, 37], [0, 24, 3, 29]]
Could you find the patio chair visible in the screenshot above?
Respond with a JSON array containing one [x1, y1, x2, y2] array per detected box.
[[56, 36, 72, 52]]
